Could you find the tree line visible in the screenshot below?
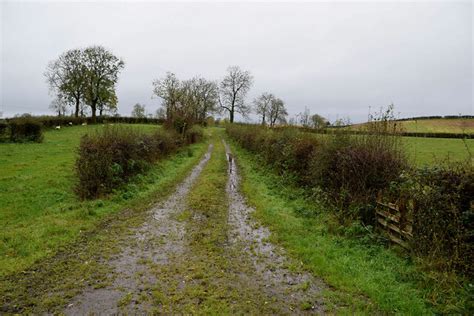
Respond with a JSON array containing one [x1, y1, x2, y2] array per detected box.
[[46, 46, 328, 127]]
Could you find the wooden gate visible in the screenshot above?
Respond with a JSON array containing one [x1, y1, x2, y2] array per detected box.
[[375, 194, 413, 249]]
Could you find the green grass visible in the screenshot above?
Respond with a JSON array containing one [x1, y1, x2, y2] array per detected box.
[[228, 138, 470, 314], [0, 124, 199, 277], [404, 136, 473, 166]]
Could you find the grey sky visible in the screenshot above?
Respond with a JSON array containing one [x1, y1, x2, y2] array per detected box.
[[1, 1, 472, 123]]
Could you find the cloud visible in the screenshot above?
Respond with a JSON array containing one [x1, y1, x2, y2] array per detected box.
[[1, 1, 472, 122]]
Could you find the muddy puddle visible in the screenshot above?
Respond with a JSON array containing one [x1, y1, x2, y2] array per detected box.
[[64, 144, 213, 315], [224, 140, 325, 314]]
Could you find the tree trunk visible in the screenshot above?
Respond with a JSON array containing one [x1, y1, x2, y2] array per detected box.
[[230, 103, 235, 123], [91, 102, 97, 123], [75, 98, 80, 118]]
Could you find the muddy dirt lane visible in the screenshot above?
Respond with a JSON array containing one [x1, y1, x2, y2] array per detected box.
[[64, 144, 214, 315], [224, 140, 326, 314]]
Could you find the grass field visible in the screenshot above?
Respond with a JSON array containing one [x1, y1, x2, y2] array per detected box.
[[404, 136, 473, 166], [0, 124, 208, 277]]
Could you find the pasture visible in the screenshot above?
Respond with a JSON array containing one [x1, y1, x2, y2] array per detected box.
[[404, 136, 473, 166], [0, 124, 208, 276]]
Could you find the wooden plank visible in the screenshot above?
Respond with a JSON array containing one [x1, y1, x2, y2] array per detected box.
[[387, 231, 409, 249], [377, 218, 413, 239], [376, 209, 400, 223], [376, 201, 399, 212]]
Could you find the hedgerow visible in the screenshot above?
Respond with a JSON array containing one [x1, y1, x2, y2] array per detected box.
[[226, 123, 473, 278], [8, 118, 44, 143], [75, 125, 201, 199]]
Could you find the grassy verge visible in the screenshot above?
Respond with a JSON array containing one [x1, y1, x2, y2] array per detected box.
[[0, 124, 160, 276], [228, 138, 465, 314], [0, 135, 209, 313]]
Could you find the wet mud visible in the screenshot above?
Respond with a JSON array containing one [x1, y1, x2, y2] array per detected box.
[[224, 140, 325, 314], [64, 144, 213, 315]]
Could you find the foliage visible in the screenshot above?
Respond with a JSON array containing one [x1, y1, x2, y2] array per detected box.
[[45, 45, 125, 120], [8, 118, 44, 143], [153, 72, 218, 132], [231, 141, 470, 314], [0, 120, 8, 142], [75, 126, 199, 199], [131, 103, 146, 118], [185, 125, 204, 144], [388, 164, 474, 278], [311, 114, 328, 129], [6, 115, 164, 128], [226, 121, 406, 221]]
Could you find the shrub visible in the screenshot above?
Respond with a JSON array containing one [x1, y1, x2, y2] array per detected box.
[[75, 126, 193, 199], [9, 118, 43, 143], [185, 125, 204, 144], [390, 164, 474, 277], [227, 123, 407, 221], [0, 121, 8, 142]]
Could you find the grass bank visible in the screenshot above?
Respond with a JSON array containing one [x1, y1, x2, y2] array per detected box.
[[228, 138, 469, 314], [0, 124, 200, 276]]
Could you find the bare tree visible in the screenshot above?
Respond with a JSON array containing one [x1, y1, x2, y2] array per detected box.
[[268, 98, 288, 127], [45, 49, 87, 117], [253, 92, 274, 125], [298, 107, 311, 127], [49, 97, 68, 117], [219, 66, 253, 123], [83, 46, 124, 122]]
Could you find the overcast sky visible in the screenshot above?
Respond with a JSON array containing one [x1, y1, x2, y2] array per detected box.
[[1, 0, 472, 123]]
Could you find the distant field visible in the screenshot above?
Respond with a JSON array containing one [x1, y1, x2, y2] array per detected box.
[[351, 118, 474, 134], [0, 124, 208, 276], [398, 118, 474, 134], [403, 137, 473, 166]]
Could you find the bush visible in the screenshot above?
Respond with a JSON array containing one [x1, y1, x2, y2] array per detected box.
[[226, 123, 406, 221], [389, 164, 474, 277], [75, 126, 192, 199], [0, 121, 8, 142], [6, 115, 165, 129], [185, 125, 204, 144], [8, 118, 43, 143]]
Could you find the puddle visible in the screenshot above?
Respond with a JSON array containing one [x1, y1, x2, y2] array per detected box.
[[64, 144, 213, 315], [223, 140, 325, 314]]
